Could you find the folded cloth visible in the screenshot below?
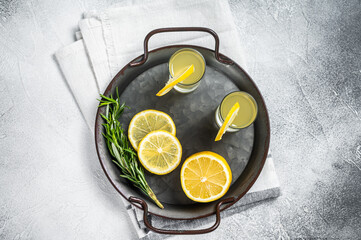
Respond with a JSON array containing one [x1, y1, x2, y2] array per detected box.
[[55, 0, 280, 238]]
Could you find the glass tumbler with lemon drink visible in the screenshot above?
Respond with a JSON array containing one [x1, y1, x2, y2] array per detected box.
[[169, 48, 206, 93], [215, 91, 258, 140]]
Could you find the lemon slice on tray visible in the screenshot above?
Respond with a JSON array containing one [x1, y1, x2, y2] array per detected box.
[[180, 151, 232, 202], [138, 130, 182, 175], [215, 102, 240, 141], [156, 64, 195, 96], [128, 110, 176, 151]]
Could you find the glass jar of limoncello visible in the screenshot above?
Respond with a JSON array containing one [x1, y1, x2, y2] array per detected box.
[[215, 91, 258, 132], [168, 48, 206, 93]]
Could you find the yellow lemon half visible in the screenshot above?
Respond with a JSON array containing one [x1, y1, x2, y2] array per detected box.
[[180, 151, 232, 203], [138, 130, 182, 175], [128, 110, 176, 151]]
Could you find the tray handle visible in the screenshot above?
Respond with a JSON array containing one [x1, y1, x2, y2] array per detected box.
[[128, 196, 236, 235], [129, 27, 234, 67]]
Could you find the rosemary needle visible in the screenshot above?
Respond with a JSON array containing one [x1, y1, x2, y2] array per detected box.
[[98, 89, 164, 209]]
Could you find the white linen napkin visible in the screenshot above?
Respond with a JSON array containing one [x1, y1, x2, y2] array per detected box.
[[55, 0, 280, 238]]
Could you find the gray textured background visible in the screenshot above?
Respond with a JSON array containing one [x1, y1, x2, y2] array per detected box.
[[0, 0, 360, 239]]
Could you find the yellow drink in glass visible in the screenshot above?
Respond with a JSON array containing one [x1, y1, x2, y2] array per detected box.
[[215, 91, 258, 132], [168, 48, 205, 93]]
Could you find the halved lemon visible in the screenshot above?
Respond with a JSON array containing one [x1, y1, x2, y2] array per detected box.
[[128, 110, 176, 151], [138, 130, 182, 175], [215, 102, 240, 141], [156, 64, 195, 96], [180, 151, 232, 202]]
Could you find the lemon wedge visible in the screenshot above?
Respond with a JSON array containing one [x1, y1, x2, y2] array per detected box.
[[156, 64, 195, 96], [180, 151, 232, 202], [138, 130, 182, 175], [128, 110, 176, 151], [215, 102, 240, 141]]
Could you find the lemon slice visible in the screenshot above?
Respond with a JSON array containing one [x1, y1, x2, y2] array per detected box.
[[138, 130, 182, 175], [180, 151, 232, 202], [215, 102, 240, 141], [128, 110, 176, 151], [156, 64, 195, 96]]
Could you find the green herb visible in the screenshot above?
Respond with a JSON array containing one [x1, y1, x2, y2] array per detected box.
[[98, 89, 163, 209]]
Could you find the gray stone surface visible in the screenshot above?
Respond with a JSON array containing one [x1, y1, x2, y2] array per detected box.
[[0, 0, 360, 239]]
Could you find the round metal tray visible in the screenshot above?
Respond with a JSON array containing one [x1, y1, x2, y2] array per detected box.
[[95, 27, 270, 234]]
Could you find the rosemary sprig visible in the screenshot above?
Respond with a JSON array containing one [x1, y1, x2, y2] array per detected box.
[[98, 89, 163, 209]]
